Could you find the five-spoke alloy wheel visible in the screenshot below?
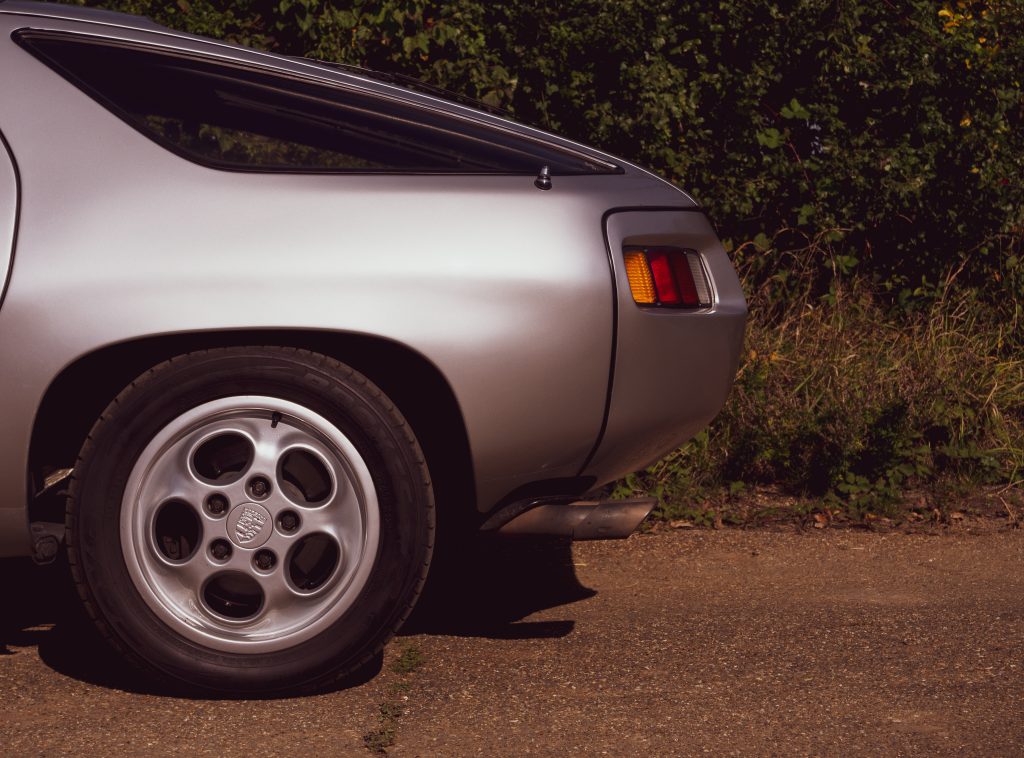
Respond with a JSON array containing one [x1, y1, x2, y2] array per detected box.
[[67, 348, 434, 695]]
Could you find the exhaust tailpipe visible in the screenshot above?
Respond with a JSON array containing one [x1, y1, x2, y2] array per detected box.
[[484, 498, 655, 540]]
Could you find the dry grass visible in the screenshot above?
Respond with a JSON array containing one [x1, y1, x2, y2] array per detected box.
[[618, 252, 1024, 523]]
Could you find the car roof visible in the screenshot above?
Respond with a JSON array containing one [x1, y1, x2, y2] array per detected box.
[[0, 1, 660, 183], [0, 0, 168, 32], [2, 4, 509, 119], [0, 1, 521, 126]]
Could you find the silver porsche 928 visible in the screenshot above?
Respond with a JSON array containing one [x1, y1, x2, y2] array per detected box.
[[0, 0, 746, 693]]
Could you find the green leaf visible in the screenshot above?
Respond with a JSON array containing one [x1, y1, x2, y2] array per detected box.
[[780, 97, 810, 120], [755, 127, 784, 149]]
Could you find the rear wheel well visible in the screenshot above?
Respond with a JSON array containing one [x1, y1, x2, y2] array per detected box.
[[29, 330, 476, 527]]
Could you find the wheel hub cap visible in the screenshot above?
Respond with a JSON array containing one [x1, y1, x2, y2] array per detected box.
[[227, 503, 272, 548]]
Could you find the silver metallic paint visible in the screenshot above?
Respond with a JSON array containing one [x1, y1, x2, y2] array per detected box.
[[0, 4, 745, 556]]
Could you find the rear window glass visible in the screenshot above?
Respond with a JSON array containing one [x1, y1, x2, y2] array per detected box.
[[15, 30, 618, 175]]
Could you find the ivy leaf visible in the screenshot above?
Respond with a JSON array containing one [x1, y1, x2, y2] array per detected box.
[[780, 97, 810, 120], [755, 127, 784, 148]]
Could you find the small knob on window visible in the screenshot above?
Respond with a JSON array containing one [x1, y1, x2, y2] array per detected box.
[[534, 165, 552, 191]]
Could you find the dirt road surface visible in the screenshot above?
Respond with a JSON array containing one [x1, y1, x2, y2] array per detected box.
[[2, 527, 1022, 756]]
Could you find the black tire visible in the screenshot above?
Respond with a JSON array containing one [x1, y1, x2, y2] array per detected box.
[[66, 346, 434, 695]]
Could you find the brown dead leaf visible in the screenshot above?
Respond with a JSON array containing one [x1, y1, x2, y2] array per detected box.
[[813, 513, 827, 529], [669, 520, 694, 529]]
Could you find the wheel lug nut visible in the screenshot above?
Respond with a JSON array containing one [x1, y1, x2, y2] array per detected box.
[[248, 476, 271, 499], [254, 549, 276, 571], [278, 511, 299, 533], [210, 539, 231, 561], [207, 494, 228, 516]]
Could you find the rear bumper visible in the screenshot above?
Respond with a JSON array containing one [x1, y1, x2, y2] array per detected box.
[[581, 208, 747, 485]]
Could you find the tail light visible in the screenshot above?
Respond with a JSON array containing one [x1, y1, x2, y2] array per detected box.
[[623, 246, 711, 308]]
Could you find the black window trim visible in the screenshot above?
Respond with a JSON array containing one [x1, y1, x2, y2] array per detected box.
[[13, 27, 624, 177]]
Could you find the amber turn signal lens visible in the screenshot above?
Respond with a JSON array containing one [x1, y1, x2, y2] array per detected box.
[[624, 251, 657, 304]]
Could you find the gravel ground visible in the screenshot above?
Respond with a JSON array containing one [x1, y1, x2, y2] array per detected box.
[[2, 525, 1022, 756]]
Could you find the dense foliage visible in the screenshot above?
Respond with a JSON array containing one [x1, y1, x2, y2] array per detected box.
[[65, 0, 1024, 298], [58, 0, 1024, 513]]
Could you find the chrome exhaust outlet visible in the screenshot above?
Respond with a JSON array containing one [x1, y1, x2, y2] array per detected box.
[[483, 498, 656, 540]]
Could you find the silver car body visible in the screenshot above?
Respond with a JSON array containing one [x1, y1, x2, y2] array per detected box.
[[0, 1, 746, 556]]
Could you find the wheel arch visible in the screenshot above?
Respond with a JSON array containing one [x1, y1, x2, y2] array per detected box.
[[29, 329, 476, 524]]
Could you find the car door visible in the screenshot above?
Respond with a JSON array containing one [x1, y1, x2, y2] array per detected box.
[[0, 129, 16, 310]]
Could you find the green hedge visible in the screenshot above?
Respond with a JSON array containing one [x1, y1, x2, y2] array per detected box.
[[65, 0, 1024, 303]]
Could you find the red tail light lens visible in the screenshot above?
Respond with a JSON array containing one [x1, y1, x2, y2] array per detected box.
[[623, 246, 711, 308], [647, 250, 682, 304]]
